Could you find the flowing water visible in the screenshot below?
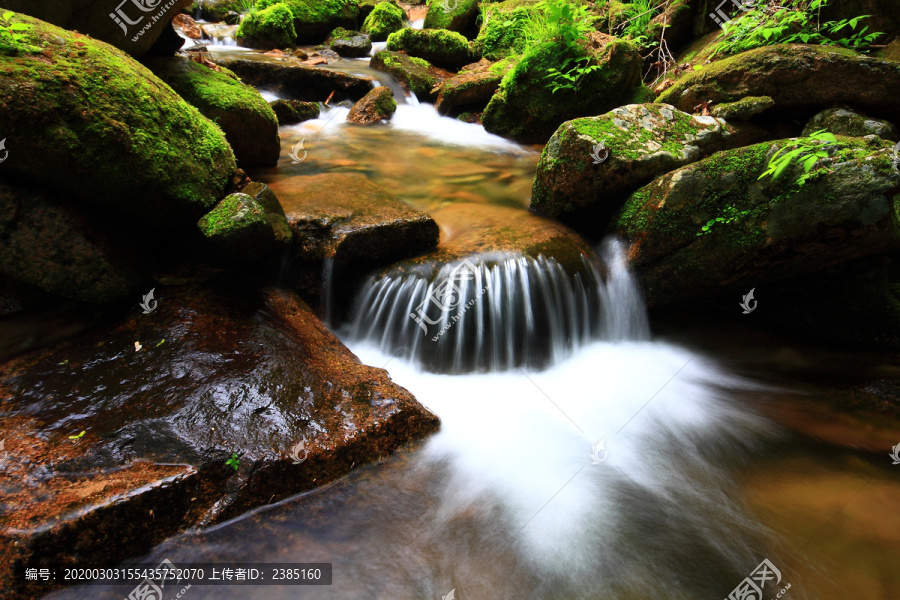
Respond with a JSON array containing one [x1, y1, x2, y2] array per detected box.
[[42, 45, 900, 600]]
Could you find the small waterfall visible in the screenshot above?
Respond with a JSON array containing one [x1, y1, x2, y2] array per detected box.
[[347, 239, 649, 373]]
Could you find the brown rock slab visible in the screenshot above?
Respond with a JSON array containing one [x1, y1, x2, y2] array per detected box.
[[214, 58, 374, 102]]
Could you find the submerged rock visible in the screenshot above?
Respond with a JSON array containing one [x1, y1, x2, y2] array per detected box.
[[267, 173, 438, 261], [0, 13, 236, 226], [435, 57, 515, 115], [214, 57, 373, 102], [614, 138, 900, 306], [270, 99, 321, 124], [235, 2, 297, 50], [143, 56, 281, 168], [361, 1, 406, 42], [658, 44, 900, 116], [482, 35, 643, 142], [328, 27, 373, 57], [0, 183, 142, 304], [386, 28, 479, 70], [0, 285, 438, 599], [531, 103, 769, 231], [347, 86, 397, 124], [370, 50, 454, 102], [802, 107, 898, 140]]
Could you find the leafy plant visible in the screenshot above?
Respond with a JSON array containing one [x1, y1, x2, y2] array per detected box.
[[758, 129, 839, 186], [712, 0, 883, 57], [226, 452, 241, 470], [0, 11, 33, 53], [528, 0, 603, 93], [697, 206, 751, 236]]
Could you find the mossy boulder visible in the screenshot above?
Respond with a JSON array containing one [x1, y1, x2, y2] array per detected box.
[[0, 13, 236, 226], [236, 3, 297, 49], [710, 95, 775, 120], [658, 44, 900, 116], [143, 56, 280, 168], [646, 0, 693, 52], [802, 107, 898, 140], [198, 0, 248, 22], [386, 27, 478, 69], [482, 36, 643, 142], [370, 50, 454, 102], [270, 99, 321, 124], [197, 189, 289, 262], [242, 181, 293, 246], [215, 57, 373, 101], [255, 0, 359, 44], [531, 103, 770, 232], [475, 0, 541, 61], [359, 0, 402, 20], [361, 1, 406, 42], [613, 138, 900, 307], [423, 0, 479, 35], [435, 57, 517, 115], [347, 86, 397, 124], [0, 182, 142, 303], [0, 0, 193, 58], [329, 27, 373, 57]]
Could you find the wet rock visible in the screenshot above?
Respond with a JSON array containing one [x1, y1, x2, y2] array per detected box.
[[270, 99, 321, 124], [0, 183, 143, 304], [386, 28, 479, 70], [269, 0, 360, 44], [483, 34, 643, 142], [268, 173, 439, 261], [347, 86, 397, 124], [613, 138, 900, 307], [802, 107, 898, 140], [215, 57, 373, 102], [172, 13, 202, 39], [0, 14, 236, 227], [0, 0, 193, 57], [236, 3, 297, 50], [370, 50, 454, 102], [423, 0, 479, 35], [435, 58, 514, 115], [658, 44, 900, 117], [196, 192, 289, 263], [241, 181, 293, 246], [0, 284, 439, 599], [198, 0, 246, 22], [710, 95, 775, 120], [531, 103, 770, 231], [329, 27, 373, 57], [143, 56, 280, 168], [361, 1, 406, 42]]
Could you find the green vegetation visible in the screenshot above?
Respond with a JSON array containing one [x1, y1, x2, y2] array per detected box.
[[237, 3, 297, 48], [226, 453, 241, 470], [386, 28, 475, 69], [758, 130, 840, 186], [0, 10, 34, 54], [362, 1, 405, 41], [712, 0, 883, 57]]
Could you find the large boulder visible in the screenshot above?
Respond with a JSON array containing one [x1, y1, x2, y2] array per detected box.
[[474, 0, 539, 61], [0, 0, 193, 57], [0, 13, 236, 226], [435, 57, 516, 115], [214, 57, 373, 101], [531, 103, 770, 230], [264, 172, 439, 261], [235, 2, 297, 49], [196, 185, 291, 263], [370, 50, 454, 102], [423, 0, 479, 35], [347, 86, 397, 124], [0, 182, 142, 303], [658, 44, 900, 117], [482, 36, 643, 142], [613, 138, 900, 307], [329, 27, 373, 57], [143, 56, 280, 167], [802, 107, 898, 140], [255, 0, 359, 44], [0, 284, 439, 599], [386, 27, 478, 70], [361, 1, 406, 42]]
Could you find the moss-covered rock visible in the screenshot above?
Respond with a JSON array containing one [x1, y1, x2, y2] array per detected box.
[[434, 56, 516, 115], [475, 0, 541, 61], [270, 99, 321, 124], [0, 182, 142, 303], [328, 27, 373, 57], [647, 0, 693, 52], [361, 1, 406, 42], [199, 0, 248, 22], [386, 27, 478, 69], [0, 13, 236, 226], [658, 44, 900, 116], [613, 137, 900, 307], [255, 0, 359, 44], [242, 181, 293, 246], [370, 50, 454, 101], [144, 56, 280, 168], [359, 0, 402, 20], [482, 36, 643, 142], [197, 193, 281, 262], [347, 86, 397, 124], [236, 3, 297, 49], [531, 103, 770, 231], [423, 0, 479, 34], [710, 95, 775, 120], [215, 57, 373, 101], [802, 107, 898, 140]]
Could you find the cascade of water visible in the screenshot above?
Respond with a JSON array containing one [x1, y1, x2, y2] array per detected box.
[[347, 238, 650, 373]]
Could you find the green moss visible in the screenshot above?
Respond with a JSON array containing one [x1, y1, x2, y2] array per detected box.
[[198, 193, 267, 239], [237, 3, 297, 48], [362, 1, 405, 41], [0, 12, 235, 223], [386, 27, 474, 68], [254, 0, 358, 42], [475, 2, 539, 60], [329, 27, 360, 40], [423, 0, 478, 30]]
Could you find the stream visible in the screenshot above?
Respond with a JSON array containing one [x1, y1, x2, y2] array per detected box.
[[42, 44, 900, 600]]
